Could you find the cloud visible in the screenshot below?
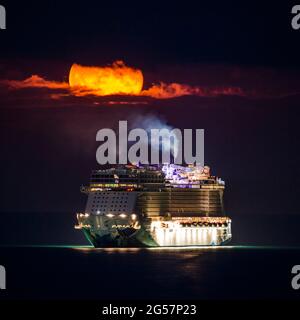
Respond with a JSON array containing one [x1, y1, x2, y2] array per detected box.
[[141, 82, 244, 98], [2, 75, 69, 90], [1, 61, 300, 107], [0, 61, 246, 102]]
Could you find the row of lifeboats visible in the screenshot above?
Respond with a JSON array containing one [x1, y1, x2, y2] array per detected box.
[[179, 222, 228, 228]]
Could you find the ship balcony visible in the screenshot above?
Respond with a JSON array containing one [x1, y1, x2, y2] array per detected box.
[[80, 186, 90, 193], [74, 223, 91, 229]]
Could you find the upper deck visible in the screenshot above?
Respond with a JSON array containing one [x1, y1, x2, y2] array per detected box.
[[82, 164, 225, 193]]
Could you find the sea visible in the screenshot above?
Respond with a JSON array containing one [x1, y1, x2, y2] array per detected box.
[[0, 213, 300, 300]]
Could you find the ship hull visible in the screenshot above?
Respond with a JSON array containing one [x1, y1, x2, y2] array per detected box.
[[82, 226, 158, 247], [81, 222, 232, 248]]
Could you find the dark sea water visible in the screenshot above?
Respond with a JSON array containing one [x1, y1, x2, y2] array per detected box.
[[0, 213, 300, 300], [0, 246, 300, 300]]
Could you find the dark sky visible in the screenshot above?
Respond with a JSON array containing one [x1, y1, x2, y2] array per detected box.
[[0, 1, 298, 67], [0, 1, 300, 244]]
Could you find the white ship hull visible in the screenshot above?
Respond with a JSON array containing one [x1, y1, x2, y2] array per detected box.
[[76, 214, 232, 247]]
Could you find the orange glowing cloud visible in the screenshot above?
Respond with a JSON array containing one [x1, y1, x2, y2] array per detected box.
[[141, 82, 244, 99], [68, 62, 244, 98], [1, 61, 246, 100], [3, 75, 69, 90]]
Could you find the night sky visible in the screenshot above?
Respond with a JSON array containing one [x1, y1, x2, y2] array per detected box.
[[0, 1, 300, 244]]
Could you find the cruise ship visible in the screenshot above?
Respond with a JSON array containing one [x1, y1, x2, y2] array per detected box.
[[75, 164, 232, 247]]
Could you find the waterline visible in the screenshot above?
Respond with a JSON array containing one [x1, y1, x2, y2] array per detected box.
[[1, 244, 300, 251]]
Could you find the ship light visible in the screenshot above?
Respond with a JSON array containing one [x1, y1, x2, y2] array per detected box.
[[119, 213, 127, 218], [106, 213, 114, 218], [131, 214, 137, 220]]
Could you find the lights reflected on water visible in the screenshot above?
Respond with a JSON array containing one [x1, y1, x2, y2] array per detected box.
[[4, 245, 300, 251], [72, 245, 235, 254]]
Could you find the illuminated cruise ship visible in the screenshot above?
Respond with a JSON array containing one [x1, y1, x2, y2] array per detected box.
[[75, 164, 232, 247]]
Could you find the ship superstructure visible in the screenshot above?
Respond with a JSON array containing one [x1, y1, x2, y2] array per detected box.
[[75, 164, 232, 247]]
